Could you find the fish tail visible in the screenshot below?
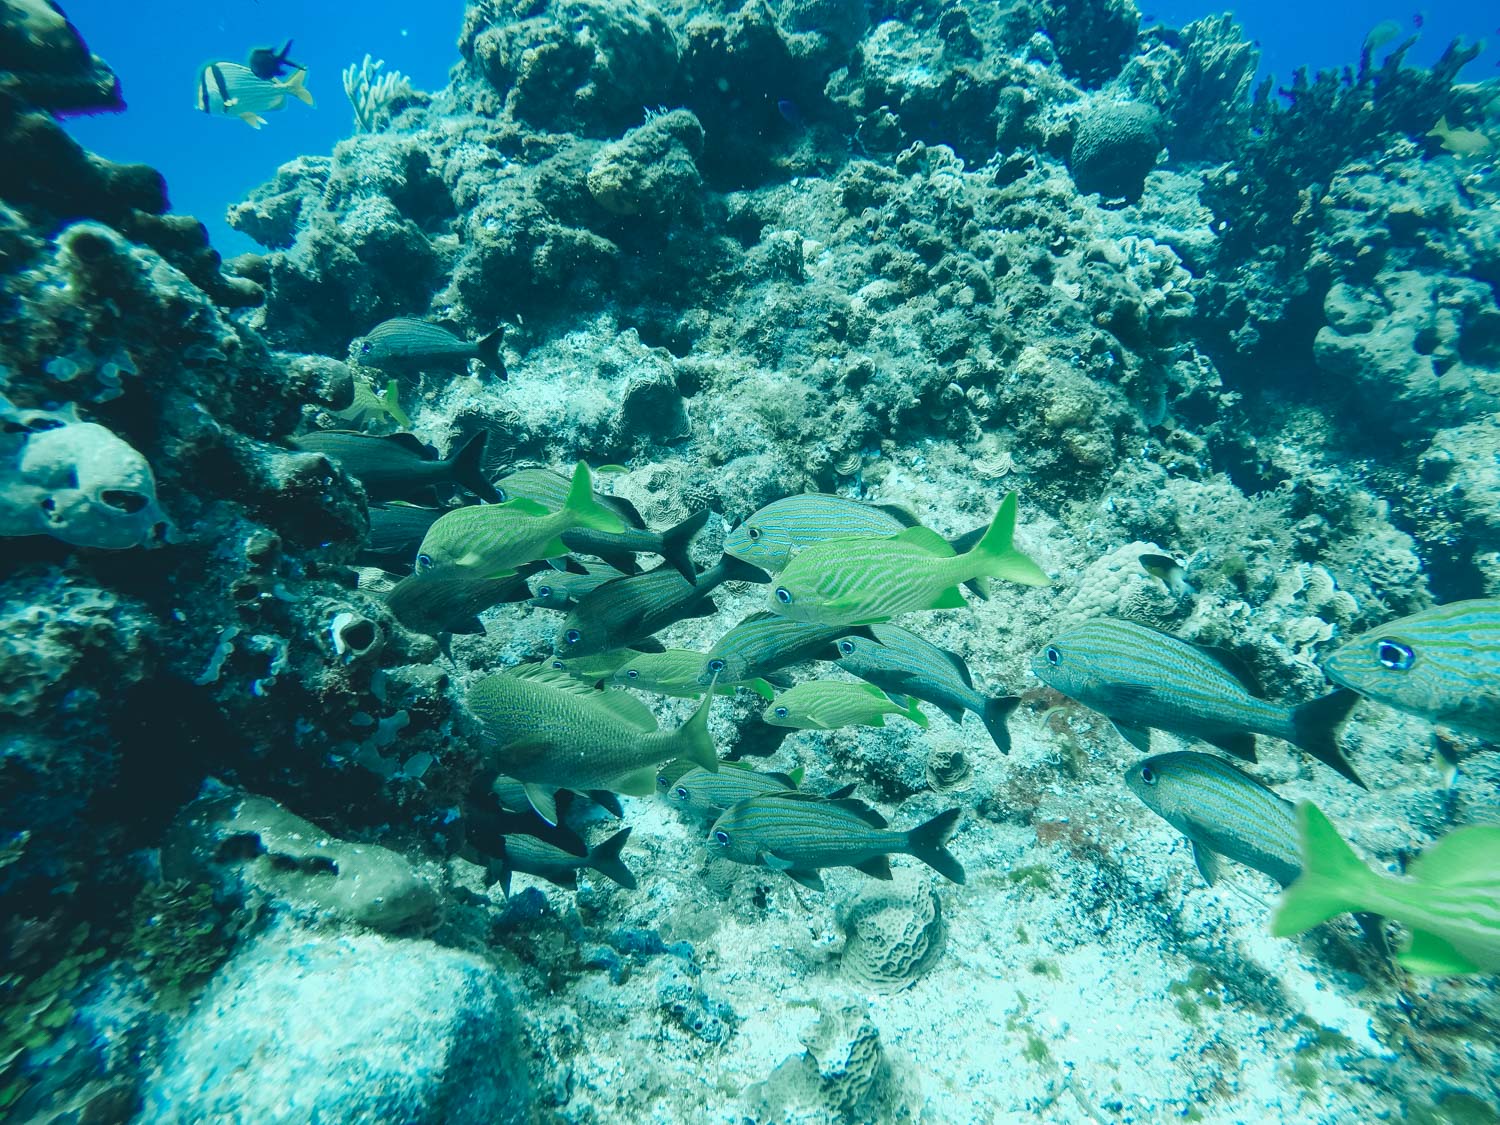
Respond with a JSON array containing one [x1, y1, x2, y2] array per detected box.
[[902, 697, 929, 728], [969, 492, 1049, 587], [905, 807, 966, 884], [587, 827, 637, 889], [669, 686, 718, 772], [1288, 688, 1364, 788], [284, 66, 315, 106], [658, 508, 711, 581], [1272, 802, 1380, 937], [980, 694, 1020, 754], [562, 462, 626, 534], [381, 379, 412, 428], [451, 431, 501, 503], [476, 326, 506, 379]]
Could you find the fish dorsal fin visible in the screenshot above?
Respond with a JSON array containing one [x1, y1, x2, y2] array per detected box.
[[737, 611, 781, 626], [824, 783, 858, 800], [893, 526, 955, 556], [722, 760, 753, 772], [379, 432, 432, 458], [1405, 825, 1500, 889], [859, 683, 893, 703], [931, 642, 975, 688], [830, 797, 888, 828], [766, 769, 801, 788], [503, 497, 551, 517], [507, 663, 598, 694], [870, 502, 921, 527], [592, 690, 659, 731], [1189, 642, 1262, 694]]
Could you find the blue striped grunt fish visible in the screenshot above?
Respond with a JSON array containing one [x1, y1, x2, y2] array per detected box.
[[763, 680, 928, 730], [1124, 752, 1301, 888], [1273, 802, 1500, 975], [1323, 598, 1500, 742], [468, 664, 717, 825], [291, 430, 500, 504], [834, 624, 1018, 753], [555, 554, 769, 659], [767, 492, 1048, 626], [724, 493, 990, 598], [356, 317, 505, 377], [1033, 618, 1364, 787], [384, 561, 534, 636], [415, 462, 624, 579], [494, 466, 644, 529], [612, 650, 776, 700], [696, 612, 873, 686], [528, 562, 628, 611], [665, 762, 804, 819], [708, 793, 965, 888], [488, 828, 637, 896]]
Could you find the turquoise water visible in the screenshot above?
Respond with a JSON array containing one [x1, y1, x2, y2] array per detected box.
[[4, 0, 1499, 1122]]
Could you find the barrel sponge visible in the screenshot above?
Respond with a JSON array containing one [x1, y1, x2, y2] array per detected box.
[[1069, 101, 1164, 203], [837, 874, 945, 992], [1061, 541, 1189, 630]]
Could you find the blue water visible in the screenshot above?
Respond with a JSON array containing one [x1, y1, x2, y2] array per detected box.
[[60, 0, 1489, 257], [62, 0, 466, 257]]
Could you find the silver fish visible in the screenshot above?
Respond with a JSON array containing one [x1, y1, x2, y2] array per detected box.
[[356, 317, 505, 377], [1033, 618, 1363, 787], [708, 793, 965, 889], [834, 624, 1018, 753], [1124, 751, 1301, 888]]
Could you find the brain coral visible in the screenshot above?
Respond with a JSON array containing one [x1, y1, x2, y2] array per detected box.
[[1069, 101, 1164, 203], [1061, 540, 1190, 630], [838, 874, 945, 992]]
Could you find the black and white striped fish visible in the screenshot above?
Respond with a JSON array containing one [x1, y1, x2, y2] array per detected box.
[[1034, 618, 1364, 787]]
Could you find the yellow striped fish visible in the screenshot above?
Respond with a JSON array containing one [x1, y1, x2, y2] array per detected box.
[[415, 462, 624, 579], [768, 492, 1047, 626], [708, 794, 965, 889], [1273, 802, 1500, 975], [1033, 618, 1364, 787], [696, 612, 871, 686], [468, 664, 717, 824], [612, 650, 775, 699], [763, 681, 928, 730], [1323, 598, 1500, 742], [724, 493, 990, 598], [1124, 752, 1301, 887]]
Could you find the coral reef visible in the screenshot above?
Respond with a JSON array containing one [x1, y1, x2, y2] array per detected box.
[[3, 0, 1498, 1121]]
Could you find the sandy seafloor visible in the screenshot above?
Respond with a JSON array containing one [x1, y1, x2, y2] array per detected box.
[[1, 0, 1499, 1122]]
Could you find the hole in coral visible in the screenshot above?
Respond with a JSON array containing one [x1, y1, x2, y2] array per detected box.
[[340, 620, 378, 652], [101, 489, 149, 513], [215, 832, 267, 863]]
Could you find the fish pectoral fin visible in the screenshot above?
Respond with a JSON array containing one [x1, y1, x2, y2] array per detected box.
[[1204, 730, 1257, 762], [853, 855, 894, 880], [1399, 927, 1482, 975], [522, 783, 560, 827], [926, 585, 968, 610], [1109, 720, 1153, 754], [782, 867, 827, 891], [761, 851, 796, 871], [1191, 842, 1224, 887]]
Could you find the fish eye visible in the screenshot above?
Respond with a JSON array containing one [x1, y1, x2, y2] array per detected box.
[[673, 786, 689, 800], [1139, 765, 1156, 786], [415, 553, 433, 573], [714, 830, 730, 846], [627, 669, 639, 679], [565, 629, 581, 645], [708, 658, 725, 673], [774, 706, 789, 718], [360, 341, 372, 354], [656, 774, 669, 788], [837, 640, 855, 655], [551, 660, 565, 670], [1044, 645, 1061, 666], [537, 585, 552, 598], [747, 527, 761, 541], [775, 587, 792, 605], [1376, 639, 1415, 671]]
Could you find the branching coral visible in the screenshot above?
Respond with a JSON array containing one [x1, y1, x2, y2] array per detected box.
[[342, 55, 415, 134]]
